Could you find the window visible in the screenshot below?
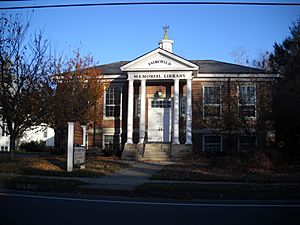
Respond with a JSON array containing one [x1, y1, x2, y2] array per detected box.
[[180, 96, 186, 116], [238, 85, 256, 117], [239, 135, 256, 151], [134, 95, 140, 116], [151, 99, 171, 108], [43, 129, 48, 138], [203, 86, 221, 117], [203, 135, 222, 151], [105, 86, 122, 118], [103, 134, 120, 149]]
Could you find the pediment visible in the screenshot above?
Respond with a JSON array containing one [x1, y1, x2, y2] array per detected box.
[[121, 48, 199, 72]]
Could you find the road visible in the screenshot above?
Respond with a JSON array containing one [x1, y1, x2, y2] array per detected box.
[[0, 192, 299, 225]]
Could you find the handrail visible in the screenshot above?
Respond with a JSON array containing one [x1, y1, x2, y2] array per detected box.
[[142, 132, 147, 157]]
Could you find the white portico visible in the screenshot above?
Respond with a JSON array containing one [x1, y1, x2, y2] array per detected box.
[[121, 37, 198, 148]]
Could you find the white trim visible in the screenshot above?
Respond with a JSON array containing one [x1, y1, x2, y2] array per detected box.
[[103, 74, 127, 79], [121, 48, 199, 72], [193, 78, 278, 82], [196, 73, 280, 78]]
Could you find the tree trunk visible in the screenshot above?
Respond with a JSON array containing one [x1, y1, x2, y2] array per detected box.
[[9, 135, 16, 161]]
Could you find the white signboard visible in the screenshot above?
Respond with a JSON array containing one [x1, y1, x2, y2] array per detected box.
[[73, 146, 86, 165], [128, 71, 192, 80]]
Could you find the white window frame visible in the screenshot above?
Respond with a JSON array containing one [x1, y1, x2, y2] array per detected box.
[[103, 85, 123, 120], [203, 134, 223, 152], [238, 84, 256, 119], [202, 85, 222, 118]]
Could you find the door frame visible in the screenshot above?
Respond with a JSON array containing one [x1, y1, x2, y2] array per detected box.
[[147, 98, 172, 143]]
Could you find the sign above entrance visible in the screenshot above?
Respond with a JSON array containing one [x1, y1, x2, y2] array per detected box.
[[128, 71, 192, 80], [148, 60, 172, 66]]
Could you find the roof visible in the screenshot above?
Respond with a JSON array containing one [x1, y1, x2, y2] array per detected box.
[[96, 61, 129, 75], [97, 59, 266, 75], [190, 60, 266, 74]]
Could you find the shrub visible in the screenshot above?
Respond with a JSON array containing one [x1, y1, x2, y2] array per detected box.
[[19, 141, 46, 152]]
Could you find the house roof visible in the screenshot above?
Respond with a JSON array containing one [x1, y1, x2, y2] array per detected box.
[[190, 60, 266, 74], [97, 59, 266, 75]]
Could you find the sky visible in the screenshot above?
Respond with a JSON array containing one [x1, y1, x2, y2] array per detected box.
[[1, 0, 300, 65]]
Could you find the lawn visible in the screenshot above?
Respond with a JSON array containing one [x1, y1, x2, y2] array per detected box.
[[152, 150, 300, 183], [0, 153, 130, 177]]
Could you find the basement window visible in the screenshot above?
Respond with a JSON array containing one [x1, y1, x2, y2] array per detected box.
[[203, 135, 222, 152], [238, 135, 257, 151]]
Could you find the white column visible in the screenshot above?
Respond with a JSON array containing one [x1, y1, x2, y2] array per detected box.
[[139, 80, 146, 144], [127, 79, 134, 144], [81, 125, 87, 146], [67, 122, 74, 172], [186, 79, 192, 144], [173, 79, 180, 144]]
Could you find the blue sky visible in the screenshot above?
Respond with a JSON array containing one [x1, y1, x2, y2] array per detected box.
[[1, 0, 300, 65]]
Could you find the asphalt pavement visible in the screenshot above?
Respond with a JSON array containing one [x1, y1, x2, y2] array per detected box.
[[1, 191, 299, 225]]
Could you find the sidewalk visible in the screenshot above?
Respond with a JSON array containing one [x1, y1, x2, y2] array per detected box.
[[81, 161, 171, 190]]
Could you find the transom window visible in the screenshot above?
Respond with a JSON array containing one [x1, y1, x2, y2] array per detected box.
[[151, 99, 171, 108], [203, 135, 222, 151], [203, 86, 221, 117], [105, 86, 122, 118], [238, 85, 256, 117]]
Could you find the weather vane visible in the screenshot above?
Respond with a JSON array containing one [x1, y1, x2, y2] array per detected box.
[[163, 25, 170, 40]]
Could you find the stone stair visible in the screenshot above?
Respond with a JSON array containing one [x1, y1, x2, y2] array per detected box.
[[121, 144, 140, 161], [142, 143, 171, 161]]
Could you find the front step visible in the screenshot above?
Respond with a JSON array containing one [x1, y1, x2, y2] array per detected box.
[[142, 143, 170, 161], [121, 144, 143, 161]]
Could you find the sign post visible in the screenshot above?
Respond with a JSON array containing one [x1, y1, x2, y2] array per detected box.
[[74, 146, 86, 169], [67, 122, 74, 172]]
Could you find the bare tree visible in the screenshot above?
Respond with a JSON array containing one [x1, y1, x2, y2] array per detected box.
[[0, 14, 53, 160]]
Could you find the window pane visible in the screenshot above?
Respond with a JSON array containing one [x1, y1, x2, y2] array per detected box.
[[204, 87, 220, 104], [239, 105, 255, 117], [239, 86, 255, 105], [105, 87, 122, 117], [204, 105, 220, 117]]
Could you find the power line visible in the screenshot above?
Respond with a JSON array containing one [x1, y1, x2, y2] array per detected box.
[[1, 1, 300, 10]]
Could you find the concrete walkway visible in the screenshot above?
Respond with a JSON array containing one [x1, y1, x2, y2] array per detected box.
[[82, 161, 171, 190]]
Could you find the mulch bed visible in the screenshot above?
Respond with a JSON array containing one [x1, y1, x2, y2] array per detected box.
[[0, 154, 129, 177]]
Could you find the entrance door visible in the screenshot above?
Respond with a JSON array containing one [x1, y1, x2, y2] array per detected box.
[[148, 98, 172, 142]]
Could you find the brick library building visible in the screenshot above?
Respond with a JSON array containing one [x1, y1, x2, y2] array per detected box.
[[71, 30, 278, 161]]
